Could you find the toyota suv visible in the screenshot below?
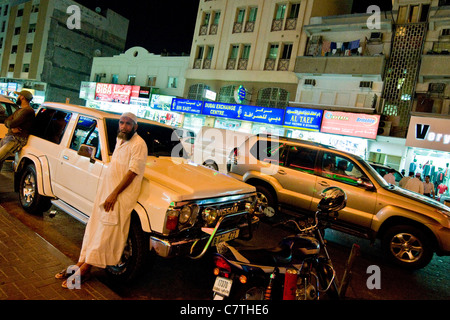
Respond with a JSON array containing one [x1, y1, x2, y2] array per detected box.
[[13, 103, 259, 282], [228, 134, 450, 269]]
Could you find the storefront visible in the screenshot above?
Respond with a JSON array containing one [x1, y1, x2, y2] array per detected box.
[[405, 116, 450, 201]]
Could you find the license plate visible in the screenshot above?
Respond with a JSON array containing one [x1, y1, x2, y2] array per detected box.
[[212, 229, 239, 246], [213, 276, 233, 297]]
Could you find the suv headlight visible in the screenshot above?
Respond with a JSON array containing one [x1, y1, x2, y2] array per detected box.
[[179, 204, 199, 225], [202, 207, 218, 226]]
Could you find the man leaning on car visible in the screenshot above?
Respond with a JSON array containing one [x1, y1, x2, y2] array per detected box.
[[0, 90, 35, 171]]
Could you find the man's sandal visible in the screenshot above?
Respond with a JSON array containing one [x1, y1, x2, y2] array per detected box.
[[55, 268, 70, 280]]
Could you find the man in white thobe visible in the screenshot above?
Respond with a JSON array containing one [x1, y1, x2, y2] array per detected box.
[[404, 173, 424, 195], [57, 112, 147, 288]]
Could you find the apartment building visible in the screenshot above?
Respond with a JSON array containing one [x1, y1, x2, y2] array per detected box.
[[0, 0, 128, 105], [183, 0, 353, 132]]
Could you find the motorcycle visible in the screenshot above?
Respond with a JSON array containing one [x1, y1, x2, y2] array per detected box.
[[212, 187, 357, 300]]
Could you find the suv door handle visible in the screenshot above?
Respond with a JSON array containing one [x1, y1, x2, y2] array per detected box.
[[277, 169, 287, 175], [318, 181, 329, 186]]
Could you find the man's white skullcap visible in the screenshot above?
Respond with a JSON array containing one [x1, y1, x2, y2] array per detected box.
[[120, 112, 138, 124]]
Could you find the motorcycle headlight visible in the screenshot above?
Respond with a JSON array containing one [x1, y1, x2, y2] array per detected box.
[[202, 207, 218, 225]]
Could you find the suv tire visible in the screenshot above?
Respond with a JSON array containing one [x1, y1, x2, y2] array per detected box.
[[105, 216, 151, 283], [381, 224, 434, 270], [19, 164, 52, 215], [255, 184, 277, 219]]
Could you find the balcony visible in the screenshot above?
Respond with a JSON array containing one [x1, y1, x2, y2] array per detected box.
[[419, 55, 450, 79], [294, 56, 385, 76]]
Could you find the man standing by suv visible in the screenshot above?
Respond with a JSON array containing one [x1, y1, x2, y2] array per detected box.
[[55, 112, 148, 288], [0, 90, 35, 171]]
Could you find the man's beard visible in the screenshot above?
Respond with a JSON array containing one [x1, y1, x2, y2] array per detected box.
[[117, 128, 136, 141]]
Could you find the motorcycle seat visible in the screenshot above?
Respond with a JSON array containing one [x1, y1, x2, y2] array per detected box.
[[229, 243, 292, 266]]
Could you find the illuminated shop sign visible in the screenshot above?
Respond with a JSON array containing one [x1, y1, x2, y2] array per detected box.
[[171, 98, 203, 114], [150, 94, 176, 111], [320, 111, 380, 139], [95, 83, 133, 104], [283, 107, 323, 131], [406, 116, 450, 153], [202, 102, 284, 125]]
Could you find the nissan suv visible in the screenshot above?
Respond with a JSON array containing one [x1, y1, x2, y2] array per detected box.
[[228, 134, 450, 269], [14, 103, 259, 282]]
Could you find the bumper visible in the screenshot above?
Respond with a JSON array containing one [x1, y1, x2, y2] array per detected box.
[[150, 215, 259, 258]]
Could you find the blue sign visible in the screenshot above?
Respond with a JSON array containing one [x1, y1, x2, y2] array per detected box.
[[283, 107, 323, 131], [235, 85, 246, 103], [171, 98, 203, 114], [202, 102, 284, 125]]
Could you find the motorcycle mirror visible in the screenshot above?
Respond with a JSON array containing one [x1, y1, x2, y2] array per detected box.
[[318, 187, 347, 213]]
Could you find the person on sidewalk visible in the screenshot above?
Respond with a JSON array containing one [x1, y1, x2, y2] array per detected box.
[[423, 175, 435, 199], [383, 169, 396, 185], [55, 112, 147, 288], [0, 91, 35, 171], [404, 172, 424, 195]]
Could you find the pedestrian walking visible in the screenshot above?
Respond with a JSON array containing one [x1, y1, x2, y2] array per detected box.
[[404, 172, 424, 195], [0, 90, 35, 171], [399, 171, 414, 188], [383, 169, 396, 185], [55, 112, 148, 288], [423, 175, 435, 199]]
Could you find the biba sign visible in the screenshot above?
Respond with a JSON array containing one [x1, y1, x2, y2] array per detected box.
[[406, 116, 450, 152]]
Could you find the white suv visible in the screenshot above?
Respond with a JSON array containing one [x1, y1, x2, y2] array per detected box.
[[14, 103, 259, 282], [228, 134, 450, 269]]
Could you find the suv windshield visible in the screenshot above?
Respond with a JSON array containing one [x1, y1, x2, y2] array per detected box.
[[105, 118, 187, 158]]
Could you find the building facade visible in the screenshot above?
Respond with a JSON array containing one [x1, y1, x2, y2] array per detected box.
[[0, 0, 128, 105]]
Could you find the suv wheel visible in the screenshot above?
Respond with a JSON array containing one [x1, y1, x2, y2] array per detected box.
[[381, 224, 433, 270], [19, 164, 51, 215], [105, 216, 151, 283], [255, 185, 277, 219]]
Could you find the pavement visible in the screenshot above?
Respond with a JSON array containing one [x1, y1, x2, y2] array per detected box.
[[0, 163, 122, 300]]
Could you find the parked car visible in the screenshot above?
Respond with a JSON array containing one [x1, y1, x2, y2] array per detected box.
[[369, 162, 403, 186], [0, 95, 19, 140], [228, 134, 450, 269], [14, 103, 259, 282], [192, 126, 254, 172]]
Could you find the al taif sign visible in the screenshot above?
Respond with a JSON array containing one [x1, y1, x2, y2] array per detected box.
[[320, 111, 380, 139], [283, 107, 323, 131]]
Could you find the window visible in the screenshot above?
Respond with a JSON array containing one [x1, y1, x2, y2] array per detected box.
[[8, 64, 14, 72], [111, 74, 119, 84], [148, 76, 157, 87], [203, 12, 211, 26], [3, 5, 8, 16], [275, 4, 286, 20], [17, 8, 23, 17], [268, 44, 279, 59], [1, 21, 5, 33], [187, 83, 210, 100], [257, 87, 289, 108], [14, 27, 20, 35], [320, 152, 367, 186], [22, 63, 29, 72], [31, 4, 39, 13], [241, 44, 251, 59], [70, 116, 101, 159], [285, 145, 317, 174], [288, 3, 300, 19], [32, 108, 72, 145], [213, 11, 221, 25], [397, 4, 430, 23], [127, 74, 136, 85], [250, 140, 287, 166], [230, 45, 239, 59], [281, 43, 293, 59], [11, 45, 18, 54], [248, 7, 258, 22], [168, 77, 177, 88], [28, 23, 36, 33], [236, 8, 245, 23], [25, 43, 33, 53]]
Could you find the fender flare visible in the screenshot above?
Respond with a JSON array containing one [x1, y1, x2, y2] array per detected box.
[[16, 155, 54, 197], [134, 202, 151, 233]]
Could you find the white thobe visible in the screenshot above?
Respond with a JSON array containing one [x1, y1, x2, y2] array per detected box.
[[78, 133, 148, 268], [404, 177, 424, 195]]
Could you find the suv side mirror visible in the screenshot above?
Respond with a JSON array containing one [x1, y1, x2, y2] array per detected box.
[[357, 177, 374, 190], [78, 144, 96, 163]]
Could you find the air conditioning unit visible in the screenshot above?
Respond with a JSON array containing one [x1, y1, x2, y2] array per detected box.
[[428, 83, 445, 94], [369, 32, 382, 42], [304, 79, 316, 86], [359, 81, 373, 89]]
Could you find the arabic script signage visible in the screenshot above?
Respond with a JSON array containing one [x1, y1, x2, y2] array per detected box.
[[283, 107, 323, 131], [171, 98, 203, 114], [95, 83, 133, 104], [202, 102, 284, 125]]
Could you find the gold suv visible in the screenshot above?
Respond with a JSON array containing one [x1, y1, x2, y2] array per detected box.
[[228, 134, 450, 269]]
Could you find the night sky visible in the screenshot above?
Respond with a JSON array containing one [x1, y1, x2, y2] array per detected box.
[[74, 0, 393, 55]]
